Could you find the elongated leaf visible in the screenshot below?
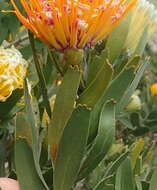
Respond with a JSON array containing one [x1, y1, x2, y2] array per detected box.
[[24, 81, 48, 189], [106, 12, 132, 63], [94, 175, 113, 190], [28, 31, 51, 117], [86, 50, 108, 85], [135, 175, 142, 190], [15, 139, 46, 190], [134, 156, 142, 175], [78, 60, 113, 107], [149, 168, 157, 190], [130, 139, 145, 169], [88, 56, 140, 142], [115, 158, 135, 190], [117, 58, 149, 114], [54, 106, 90, 190], [142, 181, 149, 190], [134, 27, 148, 55], [0, 139, 6, 176], [99, 56, 140, 103], [78, 101, 115, 179], [16, 113, 32, 145], [104, 151, 129, 177], [86, 53, 104, 85], [48, 66, 81, 160], [95, 183, 114, 190]]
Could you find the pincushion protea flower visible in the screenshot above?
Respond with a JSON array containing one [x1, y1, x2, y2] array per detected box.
[[0, 47, 27, 102], [11, 0, 137, 51]]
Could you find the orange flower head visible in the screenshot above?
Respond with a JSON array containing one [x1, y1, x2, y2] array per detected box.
[[11, 0, 137, 51]]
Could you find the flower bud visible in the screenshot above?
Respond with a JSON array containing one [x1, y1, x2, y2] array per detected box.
[[126, 91, 142, 111]]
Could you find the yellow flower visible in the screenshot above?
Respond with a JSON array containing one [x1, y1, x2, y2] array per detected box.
[[125, 0, 157, 54], [11, 0, 137, 51], [150, 82, 157, 96], [0, 47, 27, 102]]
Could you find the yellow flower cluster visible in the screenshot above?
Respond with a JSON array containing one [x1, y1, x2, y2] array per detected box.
[[0, 47, 27, 102]]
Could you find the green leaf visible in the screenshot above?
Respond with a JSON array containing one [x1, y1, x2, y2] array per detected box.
[[149, 168, 157, 190], [118, 116, 134, 129], [93, 175, 113, 190], [78, 60, 113, 107], [0, 0, 9, 9], [130, 139, 145, 169], [24, 80, 48, 189], [150, 147, 157, 167], [142, 182, 149, 190], [94, 182, 114, 190], [113, 51, 130, 78], [15, 139, 46, 190], [48, 66, 81, 160], [88, 56, 140, 142], [106, 12, 132, 63], [134, 27, 148, 55], [135, 176, 142, 190], [28, 31, 51, 118], [43, 50, 58, 86], [117, 58, 149, 114], [86, 50, 107, 85], [0, 89, 23, 120], [104, 151, 130, 178], [0, 138, 6, 176], [78, 101, 115, 179], [134, 156, 142, 176], [115, 158, 135, 190], [54, 106, 90, 190], [16, 113, 32, 145], [0, 16, 9, 43], [7, 13, 20, 39]]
